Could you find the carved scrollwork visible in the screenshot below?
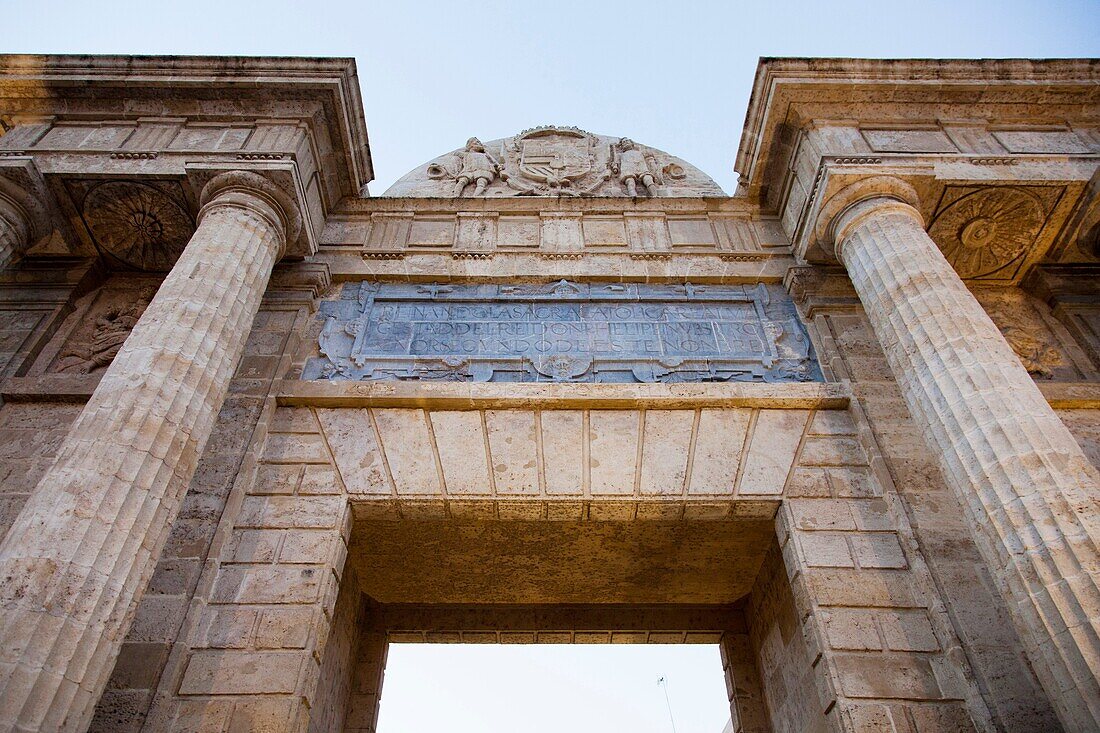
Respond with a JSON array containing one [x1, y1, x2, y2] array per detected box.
[[82, 181, 194, 271], [928, 186, 1046, 278]]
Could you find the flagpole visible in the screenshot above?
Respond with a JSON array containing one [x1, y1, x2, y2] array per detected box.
[[657, 676, 677, 733]]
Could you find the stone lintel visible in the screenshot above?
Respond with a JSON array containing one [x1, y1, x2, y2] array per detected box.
[[372, 602, 748, 638], [274, 380, 849, 409]]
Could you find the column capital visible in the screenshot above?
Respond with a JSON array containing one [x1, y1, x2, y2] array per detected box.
[[0, 188, 30, 245], [0, 158, 58, 245], [187, 163, 317, 258], [198, 170, 303, 255], [813, 175, 923, 261]]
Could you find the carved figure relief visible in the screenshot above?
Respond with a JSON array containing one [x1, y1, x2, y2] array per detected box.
[[80, 180, 194, 271], [428, 137, 502, 197], [610, 137, 660, 197], [1001, 324, 1065, 379], [973, 287, 1080, 381], [392, 126, 724, 198], [54, 286, 155, 374], [928, 186, 1047, 278]]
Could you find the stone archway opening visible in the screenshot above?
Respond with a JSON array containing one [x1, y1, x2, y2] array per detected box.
[[375, 642, 731, 732], [310, 515, 776, 732]]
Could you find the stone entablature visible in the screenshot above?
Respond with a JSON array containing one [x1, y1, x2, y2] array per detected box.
[[735, 58, 1100, 283], [0, 55, 374, 267], [325, 197, 788, 261]]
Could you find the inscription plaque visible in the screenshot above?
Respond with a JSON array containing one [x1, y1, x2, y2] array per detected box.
[[304, 281, 821, 383]]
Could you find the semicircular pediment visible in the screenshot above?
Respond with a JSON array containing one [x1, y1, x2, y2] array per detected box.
[[382, 126, 726, 198]]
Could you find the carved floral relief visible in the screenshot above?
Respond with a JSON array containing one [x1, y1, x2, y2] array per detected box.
[[928, 186, 1049, 279], [76, 180, 194, 271]]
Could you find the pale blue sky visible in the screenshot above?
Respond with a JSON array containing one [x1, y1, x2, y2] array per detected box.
[[379, 644, 730, 733], [3, 0, 1098, 195], [3, 2, 1097, 731]]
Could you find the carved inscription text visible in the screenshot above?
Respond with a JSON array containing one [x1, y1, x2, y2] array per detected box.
[[305, 281, 821, 383]]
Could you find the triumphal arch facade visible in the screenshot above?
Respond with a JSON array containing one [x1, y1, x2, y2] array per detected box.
[[0, 55, 1097, 732]]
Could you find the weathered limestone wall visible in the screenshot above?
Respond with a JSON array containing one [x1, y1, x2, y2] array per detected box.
[[90, 289, 316, 732], [0, 265, 90, 379], [341, 604, 387, 733], [751, 407, 985, 732], [1061, 410, 1100, 471], [802, 278, 1064, 730], [308, 565, 364, 733], [720, 628, 770, 733], [749, 545, 817, 732], [0, 403, 82, 536], [148, 396, 351, 732]]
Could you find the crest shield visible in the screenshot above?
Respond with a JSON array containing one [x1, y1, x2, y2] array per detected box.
[[516, 128, 594, 184]]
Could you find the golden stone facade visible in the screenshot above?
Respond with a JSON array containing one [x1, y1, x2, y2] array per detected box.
[[0, 55, 1097, 732]]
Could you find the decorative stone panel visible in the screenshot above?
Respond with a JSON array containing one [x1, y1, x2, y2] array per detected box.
[[305, 281, 821, 383]]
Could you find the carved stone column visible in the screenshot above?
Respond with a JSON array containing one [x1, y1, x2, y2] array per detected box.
[[0, 171, 299, 733], [820, 178, 1100, 731], [0, 191, 30, 269]]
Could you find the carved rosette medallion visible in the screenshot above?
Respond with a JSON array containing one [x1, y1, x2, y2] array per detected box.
[[82, 181, 194, 271], [928, 187, 1046, 278]]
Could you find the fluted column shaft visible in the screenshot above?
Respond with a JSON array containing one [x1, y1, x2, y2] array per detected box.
[[836, 197, 1100, 731], [0, 193, 30, 270], [0, 179, 286, 732]]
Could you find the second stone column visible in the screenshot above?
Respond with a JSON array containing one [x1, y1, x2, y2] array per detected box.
[[0, 171, 297, 733], [826, 184, 1100, 732]]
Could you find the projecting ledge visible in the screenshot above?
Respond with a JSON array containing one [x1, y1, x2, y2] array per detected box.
[[274, 379, 850, 409]]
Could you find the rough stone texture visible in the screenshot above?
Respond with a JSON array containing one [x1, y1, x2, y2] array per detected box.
[[0, 186, 285, 732], [307, 566, 362, 733], [0, 404, 83, 538], [807, 286, 1063, 731], [162, 422, 350, 733], [0, 197, 27, 271], [89, 292, 311, 733], [751, 404, 986, 732], [838, 201, 1100, 730]]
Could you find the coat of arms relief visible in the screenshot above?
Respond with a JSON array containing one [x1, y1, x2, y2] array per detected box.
[[425, 126, 685, 197]]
